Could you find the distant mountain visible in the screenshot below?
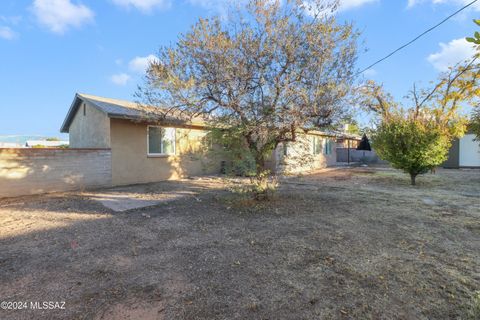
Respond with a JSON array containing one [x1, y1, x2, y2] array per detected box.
[[0, 135, 49, 145]]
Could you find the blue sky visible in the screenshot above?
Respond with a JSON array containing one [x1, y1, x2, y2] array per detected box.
[[0, 0, 478, 137]]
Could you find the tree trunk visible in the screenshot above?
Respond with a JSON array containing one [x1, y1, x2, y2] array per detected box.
[[410, 173, 417, 186], [255, 155, 266, 176]]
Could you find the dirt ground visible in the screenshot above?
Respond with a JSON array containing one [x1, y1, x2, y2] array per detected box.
[[0, 166, 479, 320]]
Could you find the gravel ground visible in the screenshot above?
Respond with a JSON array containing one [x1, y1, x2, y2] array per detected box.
[[0, 167, 479, 320]]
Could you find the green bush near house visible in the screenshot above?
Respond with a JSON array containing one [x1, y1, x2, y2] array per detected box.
[[206, 127, 257, 177]]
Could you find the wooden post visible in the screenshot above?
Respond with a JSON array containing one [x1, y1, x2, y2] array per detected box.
[[347, 139, 350, 165]]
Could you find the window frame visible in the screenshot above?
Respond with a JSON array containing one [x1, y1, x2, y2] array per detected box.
[[147, 125, 176, 156], [312, 136, 323, 155], [323, 138, 333, 155]]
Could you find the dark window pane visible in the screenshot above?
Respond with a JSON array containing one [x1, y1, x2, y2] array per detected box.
[[148, 127, 162, 154], [313, 136, 323, 155]]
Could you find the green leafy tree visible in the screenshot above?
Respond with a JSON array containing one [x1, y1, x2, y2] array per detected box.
[[207, 127, 257, 177], [362, 58, 480, 185], [137, 0, 359, 189], [373, 115, 456, 185], [472, 108, 480, 140], [339, 115, 361, 135], [465, 19, 480, 45], [466, 19, 480, 140]]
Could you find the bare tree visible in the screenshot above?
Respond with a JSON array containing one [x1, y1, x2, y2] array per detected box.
[[137, 0, 359, 176]]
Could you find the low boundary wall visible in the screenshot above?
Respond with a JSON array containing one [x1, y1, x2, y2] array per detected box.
[[0, 148, 112, 198]]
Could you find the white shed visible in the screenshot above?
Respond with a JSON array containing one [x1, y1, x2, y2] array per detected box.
[[444, 133, 480, 168]]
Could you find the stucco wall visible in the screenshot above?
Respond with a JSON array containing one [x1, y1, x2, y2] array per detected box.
[[273, 134, 337, 174], [69, 101, 111, 148], [0, 148, 112, 198], [443, 139, 460, 168], [459, 134, 480, 167], [110, 119, 222, 186]]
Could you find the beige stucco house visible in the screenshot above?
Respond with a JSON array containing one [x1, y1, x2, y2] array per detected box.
[[60, 93, 351, 186], [61, 94, 219, 186]]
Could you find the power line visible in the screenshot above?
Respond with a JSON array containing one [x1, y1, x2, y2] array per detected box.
[[357, 0, 479, 76]]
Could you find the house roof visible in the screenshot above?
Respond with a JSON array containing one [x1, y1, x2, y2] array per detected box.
[[60, 93, 205, 133], [330, 131, 362, 141], [60, 93, 362, 141], [305, 129, 361, 140]]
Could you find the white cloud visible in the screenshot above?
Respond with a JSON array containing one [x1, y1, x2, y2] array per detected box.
[[111, 0, 171, 13], [110, 73, 131, 85], [407, 0, 480, 10], [128, 54, 158, 73], [32, 0, 94, 34], [339, 0, 378, 11], [363, 68, 377, 77], [427, 38, 476, 71], [303, 0, 377, 16], [0, 26, 17, 40], [109, 54, 157, 86], [187, 0, 227, 8], [407, 0, 418, 7], [187, 0, 234, 14]]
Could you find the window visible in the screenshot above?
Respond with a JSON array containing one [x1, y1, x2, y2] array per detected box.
[[148, 126, 176, 155], [312, 136, 323, 155], [283, 142, 289, 156], [324, 138, 333, 155]]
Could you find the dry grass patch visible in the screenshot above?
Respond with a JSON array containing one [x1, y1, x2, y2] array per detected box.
[[0, 167, 479, 319]]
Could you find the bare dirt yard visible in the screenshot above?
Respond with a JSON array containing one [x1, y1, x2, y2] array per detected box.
[[0, 166, 479, 320]]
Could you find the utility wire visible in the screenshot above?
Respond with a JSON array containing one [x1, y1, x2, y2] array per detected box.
[[357, 0, 479, 76]]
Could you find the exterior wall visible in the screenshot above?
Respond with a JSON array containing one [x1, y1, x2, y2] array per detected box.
[[69, 101, 111, 148], [444, 135, 480, 168], [0, 148, 112, 198], [443, 138, 460, 168], [272, 134, 337, 174], [459, 134, 480, 167], [110, 119, 221, 186]]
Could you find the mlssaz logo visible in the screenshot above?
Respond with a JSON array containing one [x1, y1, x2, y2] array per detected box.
[[30, 301, 66, 310]]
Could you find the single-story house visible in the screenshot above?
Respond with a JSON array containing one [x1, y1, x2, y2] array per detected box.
[[444, 132, 480, 168], [60, 93, 355, 186]]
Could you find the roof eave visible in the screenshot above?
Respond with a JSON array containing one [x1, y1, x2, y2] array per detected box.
[[60, 94, 111, 133], [60, 94, 82, 133], [108, 113, 206, 128]]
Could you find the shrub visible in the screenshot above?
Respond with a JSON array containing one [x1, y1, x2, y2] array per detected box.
[[373, 113, 456, 185]]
